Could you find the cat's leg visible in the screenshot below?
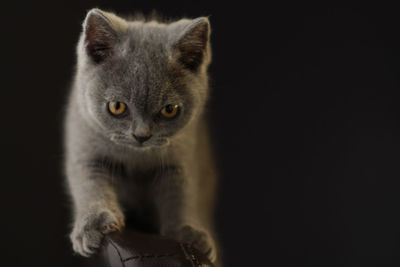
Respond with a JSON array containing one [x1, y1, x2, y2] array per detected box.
[[154, 167, 217, 262], [67, 159, 125, 257]]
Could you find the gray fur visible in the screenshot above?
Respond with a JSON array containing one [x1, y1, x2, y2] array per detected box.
[[64, 8, 218, 262]]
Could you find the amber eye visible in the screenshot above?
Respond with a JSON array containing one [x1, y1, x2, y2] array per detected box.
[[160, 104, 180, 119], [108, 101, 127, 117]]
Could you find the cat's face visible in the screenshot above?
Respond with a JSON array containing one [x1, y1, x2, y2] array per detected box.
[[77, 9, 211, 149]]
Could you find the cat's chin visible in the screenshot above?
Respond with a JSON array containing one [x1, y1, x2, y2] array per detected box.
[[110, 135, 169, 150]]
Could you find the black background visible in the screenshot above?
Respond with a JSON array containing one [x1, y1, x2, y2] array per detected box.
[[2, 1, 400, 266]]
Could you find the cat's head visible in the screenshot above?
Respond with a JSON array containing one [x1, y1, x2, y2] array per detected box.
[[75, 9, 211, 149]]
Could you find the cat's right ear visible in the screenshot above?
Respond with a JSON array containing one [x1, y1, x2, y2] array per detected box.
[[82, 9, 127, 64], [172, 18, 211, 72]]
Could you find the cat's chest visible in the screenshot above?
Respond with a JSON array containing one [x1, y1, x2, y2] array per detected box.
[[115, 163, 160, 205], [121, 165, 159, 185], [103, 150, 178, 205], [115, 164, 161, 233]]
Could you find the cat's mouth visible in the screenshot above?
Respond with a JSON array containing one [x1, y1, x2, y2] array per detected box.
[[110, 134, 169, 149]]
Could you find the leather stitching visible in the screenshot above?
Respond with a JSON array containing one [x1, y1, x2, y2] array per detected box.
[[108, 238, 126, 267], [106, 239, 204, 266], [185, 244, 201, 267], [123, 252, 178, 262], [180, 243, 200, 267]]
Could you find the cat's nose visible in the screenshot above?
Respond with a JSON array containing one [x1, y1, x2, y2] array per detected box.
[[132, 134, 152, 143]]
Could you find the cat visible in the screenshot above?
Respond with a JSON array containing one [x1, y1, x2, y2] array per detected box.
[[64, 8, 218, 263]]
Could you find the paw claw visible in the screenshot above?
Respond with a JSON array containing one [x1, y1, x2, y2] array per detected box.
[[163, 224, 217, 263], [100, 222, 122, 234], [70, 209, 124, 257]]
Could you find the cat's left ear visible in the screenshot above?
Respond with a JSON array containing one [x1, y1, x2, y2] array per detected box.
[[174, 17, 211, 71], [82, 8, 128, 63]]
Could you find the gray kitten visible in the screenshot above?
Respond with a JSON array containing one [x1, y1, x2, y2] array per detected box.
[[64, 8, 218, 263]]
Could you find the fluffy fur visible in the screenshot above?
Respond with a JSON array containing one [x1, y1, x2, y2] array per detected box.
[[64, 8, 218, 263]]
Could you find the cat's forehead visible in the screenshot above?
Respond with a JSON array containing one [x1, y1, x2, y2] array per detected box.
[[116, 23, 172, 75], [121, 19, 195, 53], [124, 22, 171, 50], [101, 62, 175, 109], [94, 20, 192, 111], [101, 52, 182, 111]]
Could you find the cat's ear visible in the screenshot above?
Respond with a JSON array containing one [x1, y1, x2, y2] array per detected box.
[[82, 8, 127, 63], [174, 17, 211, 71]]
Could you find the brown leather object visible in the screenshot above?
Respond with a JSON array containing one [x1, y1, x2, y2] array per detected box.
[[85, 230, 214, 267]]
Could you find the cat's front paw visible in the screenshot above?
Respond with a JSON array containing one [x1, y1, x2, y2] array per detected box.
[[164, 225, 217, 263], [70, 209, 125, 257]]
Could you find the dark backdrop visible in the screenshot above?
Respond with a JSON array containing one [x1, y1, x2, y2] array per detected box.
[[2, 2, 400, 266]]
